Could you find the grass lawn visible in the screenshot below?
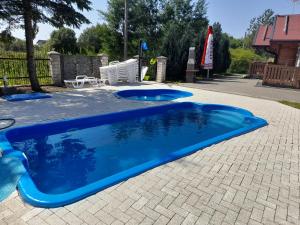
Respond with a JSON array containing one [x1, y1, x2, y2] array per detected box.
[[279, 100, 300, 110]]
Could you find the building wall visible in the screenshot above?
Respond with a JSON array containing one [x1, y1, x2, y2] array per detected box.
[[271, 43, 298, 66]]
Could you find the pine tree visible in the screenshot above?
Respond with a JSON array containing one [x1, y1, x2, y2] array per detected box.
[[0, 0, 92, 91]]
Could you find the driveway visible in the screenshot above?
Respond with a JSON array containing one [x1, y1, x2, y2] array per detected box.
[[179, 75, 300, 103]]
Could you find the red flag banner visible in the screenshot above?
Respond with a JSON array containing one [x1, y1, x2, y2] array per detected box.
[[201, 26, 213, 70]]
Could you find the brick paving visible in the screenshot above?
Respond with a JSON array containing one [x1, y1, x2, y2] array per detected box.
[[0, 82, 299, 225]]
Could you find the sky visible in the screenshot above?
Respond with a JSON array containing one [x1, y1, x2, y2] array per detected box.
[[12, 0, 298, 42]]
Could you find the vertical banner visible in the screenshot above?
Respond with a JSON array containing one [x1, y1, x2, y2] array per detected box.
[[201, 26, 214, 70]]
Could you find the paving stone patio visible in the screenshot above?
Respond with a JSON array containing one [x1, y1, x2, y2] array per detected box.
[[0, 82, 299, 225]]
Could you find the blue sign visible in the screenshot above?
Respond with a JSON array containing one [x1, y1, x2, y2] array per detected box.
[[142, 41, 149, 51]]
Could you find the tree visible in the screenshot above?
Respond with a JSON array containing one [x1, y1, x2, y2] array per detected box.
[[100, 0, 164, 59], [212, 22, 222, 73], [211, 22, 231, 74], [0, 0, 91, 91], [0, 38, 26, 52], [50, 28, 78, 54], [160, 0, 209, 80], [229, 48, 263, 74], [245, 9, 275, 48], [78, 25, 107, 55], [102, 0, 209, 80], [225, 34, 244, 49], [100, 0, 233, 80], [161, 22, 195, 80], [219, 37, 231, 72]]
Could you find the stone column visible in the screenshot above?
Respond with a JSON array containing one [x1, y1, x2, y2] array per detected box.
[[156, 56, 167, 83], [98, 53, 109, 66], [48, 51, 63, 86], [186, 47, 196, 83]]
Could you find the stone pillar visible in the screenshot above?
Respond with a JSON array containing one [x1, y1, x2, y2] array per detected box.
[[98, 53, 109, 66], [186, 47, 196, 83], [156, 56, 167, 83], [48, 51, 63, 86]]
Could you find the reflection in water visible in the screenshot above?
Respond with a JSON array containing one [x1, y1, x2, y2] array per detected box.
[[110, 109, 209, 140], [12, 136, 96, 194], [10, 107, 246, 194]]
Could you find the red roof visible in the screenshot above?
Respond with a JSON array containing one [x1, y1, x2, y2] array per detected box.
[[272, 14, 300, 41], [253, 14, 300, 47], [253, 25, 273, 46]]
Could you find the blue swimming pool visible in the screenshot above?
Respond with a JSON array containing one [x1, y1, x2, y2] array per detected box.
[[0, 102, 267, 207], [115, 89, 193, 101]]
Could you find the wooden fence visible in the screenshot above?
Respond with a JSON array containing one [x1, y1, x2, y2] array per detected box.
[[248, 62, 267, 79], [249, 62, 300, 89], [263, 64, 300, 89]]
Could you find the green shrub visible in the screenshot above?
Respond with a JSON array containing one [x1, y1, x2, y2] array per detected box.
[[143, 75, 151, 81], [229, 48, 264, 74]]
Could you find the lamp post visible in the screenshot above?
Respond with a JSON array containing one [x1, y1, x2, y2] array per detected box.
[[124, 0, 128, 60]]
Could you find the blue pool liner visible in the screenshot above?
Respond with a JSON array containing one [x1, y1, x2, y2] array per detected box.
[[0, 156, 26, 202], [3, 93, 51, 102], [115, 89, 193, 101], [0, 102, 268, 208]]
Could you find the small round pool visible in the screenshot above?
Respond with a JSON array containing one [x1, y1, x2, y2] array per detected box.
[[115, 89, 193, 101]]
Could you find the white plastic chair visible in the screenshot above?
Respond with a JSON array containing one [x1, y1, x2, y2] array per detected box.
[[117, 62, 130, 82], [118, 59, 139, 82], [107, 65, 118, 85], [99, 59, 143, 85], [64, 75, 100, 89], [109, 61, 120, 66], [99, 66, 110, 84], [64, 79, 85, 89]]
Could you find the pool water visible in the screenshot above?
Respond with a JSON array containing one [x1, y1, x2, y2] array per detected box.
[[115, 89, 193, 101], [1, 102, 267, 207], [12, 107, 245, 194]]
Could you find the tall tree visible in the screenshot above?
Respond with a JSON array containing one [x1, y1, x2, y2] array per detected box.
[[245, 9, 275, 49], [50, 28, 78, 54], [212, 22, 222, 73], [0, 0, 91, 91], [100, 0, 230, 78], [102, 0, 209, 80], [78, 24, 108, 55], [219, 37, 231, 73], [161, 0, 208, 80], [101, 0, 164, 59], [99, 0, 126, 59]]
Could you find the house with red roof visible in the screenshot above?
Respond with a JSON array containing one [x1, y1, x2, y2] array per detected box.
[[253, 14, 300, 66], [250, 14, 300, 88]]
